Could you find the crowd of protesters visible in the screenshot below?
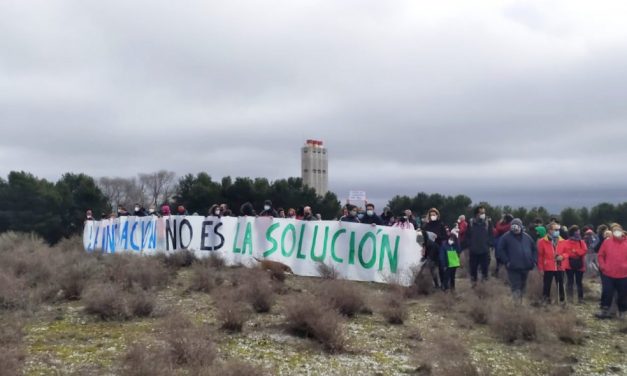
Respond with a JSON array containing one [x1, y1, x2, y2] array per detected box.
[[85, 201, 627, 321]]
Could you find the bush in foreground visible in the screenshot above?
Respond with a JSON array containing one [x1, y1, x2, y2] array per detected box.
[[381, 292, 408, 325], [284, 294, 346, 352], [490, 300, 538, 343], [83, 283, 156, 321], [319, 280, 368, 317]]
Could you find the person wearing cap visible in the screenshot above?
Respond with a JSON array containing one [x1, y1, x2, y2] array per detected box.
[[259, 200, 278, 218], [497, 218, 538, 303], [595, 223, 627, 319]]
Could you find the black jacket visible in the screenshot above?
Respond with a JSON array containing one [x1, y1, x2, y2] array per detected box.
[[465, 217, 494, 255], [422, 220, 447, 245], [361, 213, 383, 225], [340, 215, 360, 223]]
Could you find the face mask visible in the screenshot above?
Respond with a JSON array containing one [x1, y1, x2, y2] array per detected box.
[[264, 205, 270, 211], [214, 210, 220, 215], [511, 225, 521, 234], [149, 208, 155, 213], [134, 206, 140, 212], [448, 239, 454, 245], [430, 215, 437, 221], [614, 230, 624, 239], [479, 214, 486, 220], [350, 211, 357, 216], [357, 213, 364, 219], [366, 210, 374, 216], [551, 230, 560, 238]]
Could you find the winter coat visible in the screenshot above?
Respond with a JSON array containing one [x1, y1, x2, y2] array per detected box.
[[497, 231, 537, 271], [423, 236, 440, 263], [537, 236, 565, 272], [361, 213, 383, 225], [439, 241, 462, 269], [259, 208, 278, 218], [340, 215, 360, 223], [598, 237, 627, 279], [465, 217, 493, 255], [422, 220, 447, 245], [458, 220, 468, 242], [558, 239, 587, 271]]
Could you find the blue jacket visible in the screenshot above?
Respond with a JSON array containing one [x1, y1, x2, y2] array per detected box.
[[439, 241, 462, 268], [497, 231, 537, 271]]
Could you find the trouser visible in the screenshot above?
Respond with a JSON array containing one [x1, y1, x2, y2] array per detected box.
[[442, 267, 458, 291], [565, 269, 584, 301], [469, 253, 490, 282], [543, 271, 565, 303], [508, 269, 530, 303], [600, 274, 627, 312], [427, 259, 443, 288]]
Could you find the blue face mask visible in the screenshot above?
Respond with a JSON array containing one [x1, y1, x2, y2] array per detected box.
[[551, 230, 560, 238]]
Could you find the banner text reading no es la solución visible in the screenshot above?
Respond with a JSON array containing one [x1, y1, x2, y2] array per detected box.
[[83, 216, 422, 285]]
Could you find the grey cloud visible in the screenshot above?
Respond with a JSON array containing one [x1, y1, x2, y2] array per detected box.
[[1, 1, 627, 210]]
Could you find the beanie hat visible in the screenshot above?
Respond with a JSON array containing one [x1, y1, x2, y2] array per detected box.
[[535, 226, 547, 238], [511, 218, 523, 229]]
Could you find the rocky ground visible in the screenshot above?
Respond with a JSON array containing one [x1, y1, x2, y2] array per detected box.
[[8, 266, 626, 376]]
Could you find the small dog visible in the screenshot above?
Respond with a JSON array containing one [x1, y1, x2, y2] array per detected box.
[[253, 257, 294, 276]]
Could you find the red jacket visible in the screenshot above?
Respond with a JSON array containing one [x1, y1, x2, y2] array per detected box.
[[494, 221, 511, 237], [458, 220, 468, 241], [598, 237, 627, 278], [537, 236, 565, 272], [558, 239, 587, 271]]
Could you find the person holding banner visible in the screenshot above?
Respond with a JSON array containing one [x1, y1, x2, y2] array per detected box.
[[340, 205, 360, 223], [361, 203, 383, 226]]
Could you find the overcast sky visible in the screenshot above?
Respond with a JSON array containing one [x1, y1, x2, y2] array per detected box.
[[2, 0, 627, 211]]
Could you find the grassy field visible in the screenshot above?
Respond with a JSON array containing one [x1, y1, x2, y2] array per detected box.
[[1, 232, 625, 376]]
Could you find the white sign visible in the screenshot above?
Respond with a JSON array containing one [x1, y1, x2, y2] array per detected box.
[[83, 216, 422, 285], [348, 190, 367, 202]]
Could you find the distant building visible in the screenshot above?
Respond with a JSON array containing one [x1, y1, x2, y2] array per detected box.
[[301, 139, 328, 195]]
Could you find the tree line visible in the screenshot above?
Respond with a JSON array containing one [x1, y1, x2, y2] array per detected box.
[[0, 170, 625, 244]]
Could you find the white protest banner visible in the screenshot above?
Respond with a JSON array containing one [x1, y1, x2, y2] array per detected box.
[[348, 190, 367, 202], [83, 216, 422, 285]]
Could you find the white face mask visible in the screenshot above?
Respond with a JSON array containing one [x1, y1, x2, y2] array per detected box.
[[366, 210, 374, 216], [479, 214, 486, 220], [448, 239, 454, 245], [264, 205, 270, 211], [148, 208, 155, 213], [134, 206, 140, 212], [614, 230, 624, 239], [430, 215, 437, 221], [511, 224, 522, 234], [214, 210, 220, 215]]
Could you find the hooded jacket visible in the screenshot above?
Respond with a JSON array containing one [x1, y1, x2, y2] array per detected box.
[[497, 226, 537, 271], [537, 235, 565, 272], [598, 236, 627, 278]]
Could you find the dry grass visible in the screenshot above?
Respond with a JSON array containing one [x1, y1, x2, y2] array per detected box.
[[381, 291, 408, 325], [240, 276, 275, 313], [317, 280, 368, 317], [215, 291, 251, 332], [83, 283, 156, 321], [412, 334, 481, 376], [489, 300, 538, 343], [161, 250, 197, 269], [284, 293, 346, 352], [316, 262, 340, 279], [0, 315, 24, 376], [101, 253, 170, 291], [209, 360, 266, 376], [546, 311, 584, 345], [188, 263, 224, 293]]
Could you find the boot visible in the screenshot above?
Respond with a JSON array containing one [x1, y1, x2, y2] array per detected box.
[[595, 309, 612, 320]]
